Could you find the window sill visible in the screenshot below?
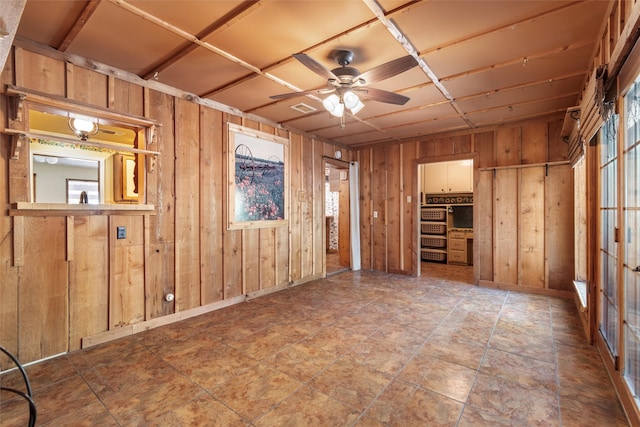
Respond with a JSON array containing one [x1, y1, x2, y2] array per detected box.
[[573, 280, 588, 312], [10, 202, 155, 216]]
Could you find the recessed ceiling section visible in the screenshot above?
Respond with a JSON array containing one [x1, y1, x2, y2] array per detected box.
[[208, 75, 295, 112], [63, 2, 187, 75], [17, 1, 87, 47], [203, 1, 376, 70], [156, 46, 253, 96]]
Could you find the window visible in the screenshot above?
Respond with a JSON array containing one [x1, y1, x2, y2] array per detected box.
[[599, 112, 619, 357], [624, 75, 640, 402], [4, 85, 158, 212]]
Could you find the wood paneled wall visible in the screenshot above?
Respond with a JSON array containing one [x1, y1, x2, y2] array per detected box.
[[0, 47, 340, 365], [356, 116, 575, 295]]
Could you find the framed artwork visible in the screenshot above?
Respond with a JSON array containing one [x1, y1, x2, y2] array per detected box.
[[227, 123, 289, 229]]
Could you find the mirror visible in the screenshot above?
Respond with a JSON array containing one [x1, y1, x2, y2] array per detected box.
[[32, 154, 102, 204]]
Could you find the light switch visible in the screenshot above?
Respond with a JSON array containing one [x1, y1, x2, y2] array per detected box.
[[407, 195, 411, 203], [373, 211, 378, 218]]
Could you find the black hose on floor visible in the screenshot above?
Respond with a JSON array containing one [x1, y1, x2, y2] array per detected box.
[[0, 345, 37, 427]]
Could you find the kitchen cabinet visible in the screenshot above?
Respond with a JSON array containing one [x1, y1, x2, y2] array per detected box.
[[448, 230, 473, 265], [422, 160, 472, 194]]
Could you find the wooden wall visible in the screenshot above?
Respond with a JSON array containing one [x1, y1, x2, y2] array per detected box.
[[356, 116, 575, 295], [0, 47, 342, 365]]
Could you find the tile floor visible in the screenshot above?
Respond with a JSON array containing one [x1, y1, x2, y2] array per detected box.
[[0, 263, 630, 426]]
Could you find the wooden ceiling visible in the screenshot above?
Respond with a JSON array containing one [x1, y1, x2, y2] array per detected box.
[[15, 0, 609, 147]]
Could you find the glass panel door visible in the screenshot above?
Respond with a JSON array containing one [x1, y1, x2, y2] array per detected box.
[[624, 77, 640, 400], [600, 113, 619, 357]]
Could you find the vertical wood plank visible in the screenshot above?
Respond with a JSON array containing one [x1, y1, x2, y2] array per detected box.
[[419, 139, 435, 159], [199, 106, 224, 303], [496, 127, 521, 167], [16, 48, 65, 95], [260, 228, 276, 289], [548, 119, 568, 162], [19, 217, 68, 361], [69, 215, 108, 351], [434, 137, 454, 157], [300, 136, 314, 277], [494, 168, 518, 285], [358, 149, 372, 270], [145, 90, 175, 318], [402, 142, 417, 273], [521, 122, 548, 164], [476, 131, 496, 169], [371, 146, 387, 271], [547, 164, 574, 291], [475, 169, 493, 281], [174, 98, 201, 310], [519, 167, 546, 288], [289, 133, 302, 282], [66, 64, 108, 107], [111, 78, 145, 115], [223, 115, 243, 298], [386, 144, 401, 271], [313, 138, 324, 276], [453, 134, 472, 154], [109, 216, 145, 328]]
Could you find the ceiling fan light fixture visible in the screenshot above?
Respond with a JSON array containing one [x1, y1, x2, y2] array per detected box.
[[323, 94, 344, 117], [344, 91, 365, 114]]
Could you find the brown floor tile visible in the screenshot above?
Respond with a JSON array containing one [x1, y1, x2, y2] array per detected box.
[[420, 333, 487, 370], [466, 372, 560, 426], [407, 358, 477, 402], [2, 375, 102, 426], [265, 341, 337, 382], [255, 385, 360, 426], [102, 371, 208, 425], [480, 347, 557, 393], [147, 394, 248, 426], [362, 378, 464, 426], [210, 363, 301, 422], [559, 395, 628, 426], [308, 357, 391, 411], [345, 337, 415, 376]]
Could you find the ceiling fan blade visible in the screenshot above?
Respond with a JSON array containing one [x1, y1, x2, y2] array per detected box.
[[270, 88, 334, 100], [357, 87, 411, 105], [358, 55, 418, 84], [293, 53, 339, 80]]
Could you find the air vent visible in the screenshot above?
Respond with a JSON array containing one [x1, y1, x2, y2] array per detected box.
[[290, 103, 317, 114]]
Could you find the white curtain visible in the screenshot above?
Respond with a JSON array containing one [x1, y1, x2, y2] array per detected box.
[[349, 161, 361, 271]]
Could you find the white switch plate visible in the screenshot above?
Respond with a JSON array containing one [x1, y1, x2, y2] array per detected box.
[[407, 195, 411, 203], [373, 211, 378, 218]]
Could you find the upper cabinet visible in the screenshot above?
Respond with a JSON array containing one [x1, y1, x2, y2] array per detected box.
[[422, 160, 473, 194]]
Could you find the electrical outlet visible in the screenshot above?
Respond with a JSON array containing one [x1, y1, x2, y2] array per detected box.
[[373, 211, 378, 218], [116, 226, 126, 240]]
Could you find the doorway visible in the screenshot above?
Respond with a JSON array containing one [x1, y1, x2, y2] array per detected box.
[[418, 159, 474, 281], [325, 161, 350, 275]]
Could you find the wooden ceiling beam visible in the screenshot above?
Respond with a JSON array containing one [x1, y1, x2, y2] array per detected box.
[[58, 0, 101, 52]]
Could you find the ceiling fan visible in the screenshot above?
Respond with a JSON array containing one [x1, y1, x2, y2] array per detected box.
[[270, 50, 419, 111]]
